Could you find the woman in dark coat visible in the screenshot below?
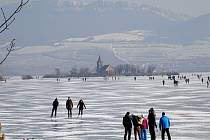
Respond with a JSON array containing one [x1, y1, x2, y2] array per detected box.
[[123, 112, 132, 140], [77, 99, 86, 117], [51, 98, 59, 118], [148, 108, 157, 140]]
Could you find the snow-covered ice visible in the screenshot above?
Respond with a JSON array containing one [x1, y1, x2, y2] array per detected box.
[[0, 73, 210, 139]]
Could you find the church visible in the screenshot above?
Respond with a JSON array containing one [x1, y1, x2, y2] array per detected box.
[[96, 56, 113, 76]]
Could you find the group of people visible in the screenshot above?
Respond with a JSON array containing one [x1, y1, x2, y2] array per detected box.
[[123, 108, 171, 140], [164, 74, 210, 88], [51, 98, 86, 118]]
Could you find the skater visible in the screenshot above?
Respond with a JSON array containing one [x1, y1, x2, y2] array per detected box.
[[159, 112, 171, 140], [173, 79, 178, 86], [141, 115, 148, 140], [66, 97, 73, 118], [123, 112, 132, 140], [207, 81, 209, 88], [201, 78, 204, 83], [148, 108, 157, 140], [77, 99, 86, 117], [132, 115, 142, 140], [162, 80, 165, 86], [51, 98, 59, 118]]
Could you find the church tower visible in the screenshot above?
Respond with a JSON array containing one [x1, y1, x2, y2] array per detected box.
[[97, 56, 103, 73]]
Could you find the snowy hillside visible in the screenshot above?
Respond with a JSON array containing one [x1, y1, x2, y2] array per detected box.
[[1, 30, 210, 75]]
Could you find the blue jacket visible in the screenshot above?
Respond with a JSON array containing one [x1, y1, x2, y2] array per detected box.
[[159, 115, 170, 129]]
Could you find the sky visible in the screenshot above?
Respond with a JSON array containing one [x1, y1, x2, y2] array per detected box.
[[0, 0, 209, 17]]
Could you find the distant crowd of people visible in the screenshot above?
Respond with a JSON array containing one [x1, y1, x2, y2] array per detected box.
[[51, 98, 86, 118], [161, 74, 210, 88], [123, 108, 171, 140]]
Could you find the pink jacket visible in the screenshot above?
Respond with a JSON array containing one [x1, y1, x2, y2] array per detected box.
[[141, 118, 148, 129]]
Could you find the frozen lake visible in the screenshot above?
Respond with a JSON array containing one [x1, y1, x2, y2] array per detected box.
[[0, 73, 210, 140]]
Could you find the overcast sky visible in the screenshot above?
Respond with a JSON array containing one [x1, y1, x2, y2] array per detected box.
[[0, 0, 209, 17]]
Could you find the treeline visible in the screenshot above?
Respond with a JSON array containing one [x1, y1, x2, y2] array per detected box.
[[43, 68, 96, 78], [114, 64, 156, 76], [43, 64, 179, 78]]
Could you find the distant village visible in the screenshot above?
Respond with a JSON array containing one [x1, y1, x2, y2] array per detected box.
[[42, 56, 179, 79], [0, 56, 179, 81]]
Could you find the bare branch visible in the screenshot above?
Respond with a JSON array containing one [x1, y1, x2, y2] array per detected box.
[[0, 0, 29, 65], [0, 0, 29, 34], [1, 8, 8, 27], [0, 39, 15, 65]]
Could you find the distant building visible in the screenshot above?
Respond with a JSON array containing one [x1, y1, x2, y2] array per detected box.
[[96, 56, 113, 76], [97, 56, 103, 74]]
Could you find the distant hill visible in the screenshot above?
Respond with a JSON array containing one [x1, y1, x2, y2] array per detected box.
[[1, 0, 208, 45], [1, 32, 210, 75]]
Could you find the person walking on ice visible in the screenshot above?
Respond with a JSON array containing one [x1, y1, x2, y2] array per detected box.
[[77, 99, 86, 117], [162, 80, 165, 86], [159, 112, 171, 140], [51, 98, 59, 118], [66, 97, 73, 118]]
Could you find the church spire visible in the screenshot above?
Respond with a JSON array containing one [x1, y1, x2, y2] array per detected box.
[[97, 56, 103, 73]]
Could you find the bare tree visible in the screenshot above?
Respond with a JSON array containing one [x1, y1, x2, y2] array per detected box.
[[0, 0, 29, 65]]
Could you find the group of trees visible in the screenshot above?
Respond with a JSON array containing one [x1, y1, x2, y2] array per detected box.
[[43, 63, 158, 78], [43, 68, 93, 78], [114, 64, 156, 76]]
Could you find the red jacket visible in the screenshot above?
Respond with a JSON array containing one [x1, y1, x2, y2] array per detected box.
[[141, 117, 148, 129]]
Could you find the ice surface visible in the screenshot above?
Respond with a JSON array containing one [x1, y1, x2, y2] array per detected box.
[[0, 73, 210, 139]]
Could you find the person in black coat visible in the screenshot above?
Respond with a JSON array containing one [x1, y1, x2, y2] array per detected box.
[[77, 99, 86, 117], [66, 97, 73, 118], [123, 112, 132, 140], [148, 108, 157, 140], [51, 98, 59, 118]]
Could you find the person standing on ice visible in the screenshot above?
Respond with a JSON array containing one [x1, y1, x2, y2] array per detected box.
[[159, 112, 171, 140], [148, 108, 157, 140], [131, 114, 142, 140], [51, 98, 59, 118], [66, 97, 73, 118], [123, 112, 132, 140], [77, 99, 86, 117], [141, 115, 148, 140]]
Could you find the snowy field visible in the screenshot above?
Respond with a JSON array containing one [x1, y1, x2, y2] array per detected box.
[[0, 73, 210, 140]]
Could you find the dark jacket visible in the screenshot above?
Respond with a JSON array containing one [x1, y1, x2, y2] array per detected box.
[[132, 115, 141, 127], [123, 115, 132, 129], [53, 99, 59, 109], [148, 113, 157, 127], [77, 100, 86, 110], [66, 99, 73, 109]]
